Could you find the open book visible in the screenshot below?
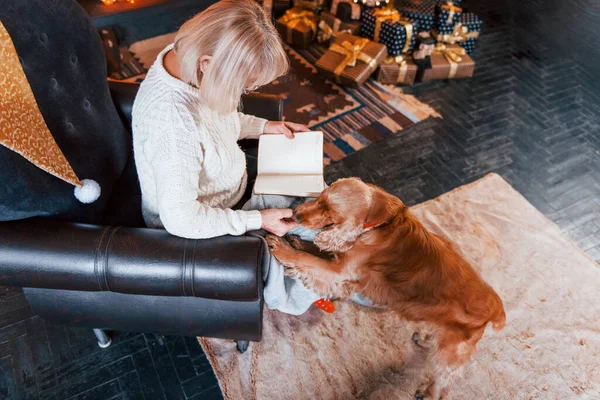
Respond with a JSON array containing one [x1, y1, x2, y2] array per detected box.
[[253, 131, 325, 197]]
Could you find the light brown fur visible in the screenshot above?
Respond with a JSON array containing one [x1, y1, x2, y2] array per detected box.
[[266, 178, 506, 400]]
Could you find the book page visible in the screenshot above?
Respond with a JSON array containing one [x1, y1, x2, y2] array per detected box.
[[254, 174, 325, 197], [257, 132, 323, 176]]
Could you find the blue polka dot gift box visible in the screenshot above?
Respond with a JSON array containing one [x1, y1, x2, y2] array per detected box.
[[433, 13, 483, 54], [457, 12, 483, 54], [435, 1, 462, 34], [459, 37, 478, 55], [432, 20, 481, 51], [360, 7, 418, 56], [394, 0, 436, 32]]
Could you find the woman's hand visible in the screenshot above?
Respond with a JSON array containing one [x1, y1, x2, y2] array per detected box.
[[260, 208, 299, 236], [263, 121, 309, 139]]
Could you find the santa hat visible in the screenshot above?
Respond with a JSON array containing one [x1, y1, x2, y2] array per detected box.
[[0, 21, 100, 204]]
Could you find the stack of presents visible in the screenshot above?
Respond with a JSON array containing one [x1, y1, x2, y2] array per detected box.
[[260, 0, 482, 88]]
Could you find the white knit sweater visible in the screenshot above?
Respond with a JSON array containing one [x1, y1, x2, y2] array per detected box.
[[132, 44, 265, 239]]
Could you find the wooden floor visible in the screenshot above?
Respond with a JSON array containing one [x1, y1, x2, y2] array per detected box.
[[1, 0, 599, 398]]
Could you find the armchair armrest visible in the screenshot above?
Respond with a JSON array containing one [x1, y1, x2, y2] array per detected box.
[[0, 219, 268, 302]]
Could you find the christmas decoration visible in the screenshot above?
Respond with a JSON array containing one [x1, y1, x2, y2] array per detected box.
[[318, 11, 361, 44], [276, 8, 318, 48], [361, 7, 417, 56], [418, 43, 474, 81], [457, 12, 483, 55], [0, 22, 101, 204], [375, 55, 418, 85], [316, 32, 387, 88], [353, 0, 390, 7]]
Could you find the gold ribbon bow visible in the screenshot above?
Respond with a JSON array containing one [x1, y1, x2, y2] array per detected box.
[[372, 8, 413, 54], [433, 43, 466, 78], [385, 55, 409, 83], [329, 39, 377, 83], [318, 20, 335, 43], [432, 23, 480, 45], [317, 21, 354, 43], [440, 1, 462, 25], [280, 9, 317, 43]]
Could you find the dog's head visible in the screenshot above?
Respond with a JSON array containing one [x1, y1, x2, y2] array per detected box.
[[294, 178, 403, 253]]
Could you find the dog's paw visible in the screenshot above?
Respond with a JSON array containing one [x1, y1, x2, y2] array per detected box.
[[266, 234, 291, 255], [285, 234, 304, 250], [266, 234, 284, 250], [266, 234, 296, 264]]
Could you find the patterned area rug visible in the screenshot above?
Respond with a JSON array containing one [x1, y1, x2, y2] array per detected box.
[[116, 33, 440, 164], [199, 174, 600, 400]]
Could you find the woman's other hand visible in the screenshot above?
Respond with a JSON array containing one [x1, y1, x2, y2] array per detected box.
[[263, 121, 309, 139], [260, 208, 299, 236]]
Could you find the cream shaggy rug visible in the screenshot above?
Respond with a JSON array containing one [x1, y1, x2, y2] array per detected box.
[[199, 174, 600, 400]]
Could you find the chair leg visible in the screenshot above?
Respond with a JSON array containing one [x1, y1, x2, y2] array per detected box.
[[93, 329, 112, 349], [152, 333, 165, 346], [236, 340, 249, 353]]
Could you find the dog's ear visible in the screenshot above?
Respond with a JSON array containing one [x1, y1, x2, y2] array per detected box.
[[365, 186, 401, 227], [314, 218, 362, 253]]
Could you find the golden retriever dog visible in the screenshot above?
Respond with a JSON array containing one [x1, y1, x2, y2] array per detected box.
[[266, 178, 506, 400]]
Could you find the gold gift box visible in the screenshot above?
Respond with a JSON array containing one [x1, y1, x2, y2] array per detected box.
[[315, 32, 387, 88], [276, 7, 318, 49], [318, 11, 361, 44], [420, 43, 475, 81], [375, 56, 418, 85]]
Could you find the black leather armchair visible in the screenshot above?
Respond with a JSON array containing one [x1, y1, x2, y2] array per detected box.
[[0, 0, 281, 353]]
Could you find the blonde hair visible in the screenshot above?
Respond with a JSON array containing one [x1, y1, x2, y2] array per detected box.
[[174, 0, 288, 114]]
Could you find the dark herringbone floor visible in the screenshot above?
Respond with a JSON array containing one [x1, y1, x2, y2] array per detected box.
[[2, 0, 599, 399]]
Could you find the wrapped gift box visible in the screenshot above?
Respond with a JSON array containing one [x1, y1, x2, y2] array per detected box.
[[457, 12, 483, 54], [394, 0, 436, 32], [375, 55, 418, 85], [432, 14, 482, 55], [419, 43, 474, 81], [460, 37, 477, 55], [330, 0, 362, 21], [293, 0, 326, 11], [318, 11, 361, 44], [276, 7, 318, 48], [256, 0, 293, 19], [316, 32, 388, 88], [435, 1, 462, 33], [341, 20, 361, 36], [361, 7, 418, 56]]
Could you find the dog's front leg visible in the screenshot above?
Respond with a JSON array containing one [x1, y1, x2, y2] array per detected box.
[[266, 235, 350, 297]]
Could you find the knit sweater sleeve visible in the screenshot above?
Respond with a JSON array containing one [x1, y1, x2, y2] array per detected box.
[[150, 111, 262, 239], [238, 112, 267, 140]]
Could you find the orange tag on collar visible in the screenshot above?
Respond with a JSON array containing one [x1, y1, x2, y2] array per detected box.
[[363, 221, 381, 229], [314, 298, 335, 313]]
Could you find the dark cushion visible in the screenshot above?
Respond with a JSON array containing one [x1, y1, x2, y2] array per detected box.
[[0, 0, 129, 224]]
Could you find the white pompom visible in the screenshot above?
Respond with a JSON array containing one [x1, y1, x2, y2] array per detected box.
[[74, 179, 101, 204]]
